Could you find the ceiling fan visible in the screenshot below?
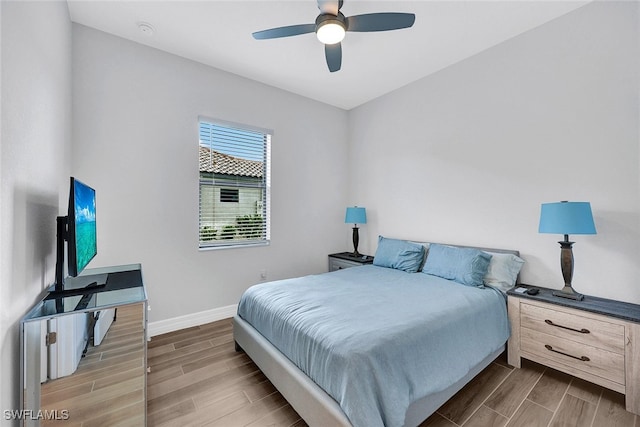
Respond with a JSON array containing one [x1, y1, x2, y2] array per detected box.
[[252, 0, 416, 73]]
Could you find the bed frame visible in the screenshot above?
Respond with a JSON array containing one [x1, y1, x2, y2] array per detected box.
[[233, 243, 521, 427]]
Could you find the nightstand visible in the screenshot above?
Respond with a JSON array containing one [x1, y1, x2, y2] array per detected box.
[[328, 252, 374, 272], [507, 285, 640, 415]]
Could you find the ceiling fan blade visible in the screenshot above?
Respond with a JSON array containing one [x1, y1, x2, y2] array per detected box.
[[325, 43, 342, 72], [346, 13, 415, 32], [317, 0, 343, 16], [252, 23, 316, 40]]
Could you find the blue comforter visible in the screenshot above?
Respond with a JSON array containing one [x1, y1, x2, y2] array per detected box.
[[237, 265, 510, 427]]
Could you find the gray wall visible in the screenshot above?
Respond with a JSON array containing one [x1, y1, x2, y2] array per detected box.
[[71, 24, 350, 323], [348, 1, 640, 303], [0, 1, 72, 423]]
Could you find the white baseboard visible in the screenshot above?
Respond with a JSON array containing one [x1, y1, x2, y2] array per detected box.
[[148, 304, 237, 337]]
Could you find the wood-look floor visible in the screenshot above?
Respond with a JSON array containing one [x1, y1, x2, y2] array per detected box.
[[40, 303, 146, 427], [148, 318, 639, 427]]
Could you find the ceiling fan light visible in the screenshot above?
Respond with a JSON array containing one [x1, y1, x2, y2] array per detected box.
[[316, 20, 346, 44]]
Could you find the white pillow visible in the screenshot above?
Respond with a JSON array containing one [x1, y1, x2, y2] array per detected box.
[[484, 252, 525, 292]]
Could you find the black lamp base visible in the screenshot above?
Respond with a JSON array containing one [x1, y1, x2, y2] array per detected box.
[[351, 226, 360, 257], [552, 286, 584, 301]]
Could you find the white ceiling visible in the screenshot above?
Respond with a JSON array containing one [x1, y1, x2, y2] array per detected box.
[[67, 1, 589, 110]]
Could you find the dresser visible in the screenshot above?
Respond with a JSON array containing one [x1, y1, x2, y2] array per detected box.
[[507, 286, 640, 415], [21, 264, 147, 426], [328, 252, 374, 271]]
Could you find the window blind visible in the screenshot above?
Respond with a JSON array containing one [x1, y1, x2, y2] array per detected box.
[[198, 119, 271, 248]]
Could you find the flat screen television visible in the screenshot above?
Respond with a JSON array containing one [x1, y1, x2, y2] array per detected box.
[[52, 177, 97, 293]]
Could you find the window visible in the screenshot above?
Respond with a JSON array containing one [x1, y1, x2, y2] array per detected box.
[[198, 118, 271, 248], [220, 188, 239, 203]]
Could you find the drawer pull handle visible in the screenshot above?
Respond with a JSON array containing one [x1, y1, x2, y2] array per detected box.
[[545, 344, 590, 362], [545, 319, 590, 334]]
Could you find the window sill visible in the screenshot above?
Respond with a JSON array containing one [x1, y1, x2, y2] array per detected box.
[[199, 241, 270, 251]]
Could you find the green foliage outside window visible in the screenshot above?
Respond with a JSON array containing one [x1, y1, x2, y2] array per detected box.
[[199, 215, 265, 243], [236, 214, 264, 239], [220, 225, 237, 240], [200, 226, 217, 241]]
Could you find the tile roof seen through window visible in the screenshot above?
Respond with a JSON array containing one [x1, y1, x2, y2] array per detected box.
[[199, 146, 263, 178]]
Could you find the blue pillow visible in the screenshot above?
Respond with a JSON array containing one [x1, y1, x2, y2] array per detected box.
[[422, 244, 492, 287], [373, 236, 425, 273]]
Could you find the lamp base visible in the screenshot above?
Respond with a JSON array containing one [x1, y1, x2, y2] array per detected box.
[[351, 226, 360, 258], [552, 286, 584, 301]]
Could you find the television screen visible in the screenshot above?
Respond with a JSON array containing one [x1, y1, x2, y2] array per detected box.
[[68, 177, 97, 277]]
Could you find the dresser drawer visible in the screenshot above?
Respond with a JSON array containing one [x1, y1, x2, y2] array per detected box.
[[521, 327, 625, 386], [329, 258, 357, 271], [520, 302, 625, 354]]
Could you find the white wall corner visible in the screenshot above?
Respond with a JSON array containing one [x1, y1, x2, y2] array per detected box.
[[148, 304, 237, 337]]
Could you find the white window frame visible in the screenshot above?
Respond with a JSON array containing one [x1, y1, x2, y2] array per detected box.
[[198, 116, 272, 250]]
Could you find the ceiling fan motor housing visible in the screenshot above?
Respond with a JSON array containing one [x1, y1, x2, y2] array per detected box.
[[315, 12, 347, 44]]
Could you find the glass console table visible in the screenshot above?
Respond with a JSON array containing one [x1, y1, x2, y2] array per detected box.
[[21, 264, 147, 426]]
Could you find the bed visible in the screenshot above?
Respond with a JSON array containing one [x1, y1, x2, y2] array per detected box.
[[233, 239, 523, 427]]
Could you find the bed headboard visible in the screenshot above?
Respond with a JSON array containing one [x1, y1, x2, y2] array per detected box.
[[412, 241, 518, 256]]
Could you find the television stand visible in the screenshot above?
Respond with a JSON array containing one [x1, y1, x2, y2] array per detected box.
[[45, 281, 106, 300], [21, 264, 148, 425]]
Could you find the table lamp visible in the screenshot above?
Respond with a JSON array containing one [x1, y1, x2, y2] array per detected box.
[[538, 201, 596, 301], [345, 207, 366, 257]]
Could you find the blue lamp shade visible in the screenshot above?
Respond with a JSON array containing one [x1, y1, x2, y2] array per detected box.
[[539, 202, 596, 235], [345, 207, 367, 225]]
